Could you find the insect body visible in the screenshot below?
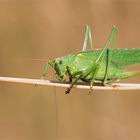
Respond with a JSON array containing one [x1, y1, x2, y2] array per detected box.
[[42, 26, 140, 94]]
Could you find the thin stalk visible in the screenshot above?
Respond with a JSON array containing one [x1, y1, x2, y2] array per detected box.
[[0, 76, 140, 91]]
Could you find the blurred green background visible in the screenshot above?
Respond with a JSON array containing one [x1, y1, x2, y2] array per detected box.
[[0, 0, 140, 139]]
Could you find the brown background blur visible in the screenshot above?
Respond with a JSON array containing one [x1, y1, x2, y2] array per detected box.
[[0, 0, 140, 139]]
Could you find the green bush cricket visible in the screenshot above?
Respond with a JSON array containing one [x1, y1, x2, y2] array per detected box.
[[42, 25, 140, 94]]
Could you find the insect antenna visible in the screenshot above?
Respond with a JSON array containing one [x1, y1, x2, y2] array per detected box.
[[0, 58, 47, 63]]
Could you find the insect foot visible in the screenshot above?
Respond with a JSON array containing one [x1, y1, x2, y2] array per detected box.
[[89, 87, 93, 94], [65, 88, 71, 94], [41, 75, 45, 80]]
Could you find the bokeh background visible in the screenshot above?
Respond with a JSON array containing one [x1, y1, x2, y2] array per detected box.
[[0, 0, 140, 139]]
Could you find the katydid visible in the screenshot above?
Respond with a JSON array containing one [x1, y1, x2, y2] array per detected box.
[[42, 25, 140, 94]]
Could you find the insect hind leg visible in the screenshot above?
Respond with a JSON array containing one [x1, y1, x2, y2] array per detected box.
[[89, 26, 117, 92], [102, 26, 117, 85], [102, 48, 109, 85], [82, 25, 94, 51]]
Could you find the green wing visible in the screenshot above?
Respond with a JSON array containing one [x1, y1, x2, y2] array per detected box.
[[75, 48, 140, 68], [111, 48, 140, 67]]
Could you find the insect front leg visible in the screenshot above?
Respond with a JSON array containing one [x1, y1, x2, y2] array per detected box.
[[41, 61, 49, 79], [82, 25, 94, 51], [66, 66, 73, 82], [69, 76, 73, 82], [65, 74, 82, 94]]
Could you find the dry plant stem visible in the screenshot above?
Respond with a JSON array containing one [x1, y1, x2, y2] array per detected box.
[[0, 76, 140, 91]]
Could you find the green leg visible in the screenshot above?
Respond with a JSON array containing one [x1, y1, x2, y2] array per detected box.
[[41, 62, 49, 79], [89, 26, 117, 91], [95, 26, 117, 63], [82, 25, 94, 51], [103, 26, 117, 84], [89, 65, 99, 93], [102, 48, 109, 84], [65, 75, 82, 94]]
